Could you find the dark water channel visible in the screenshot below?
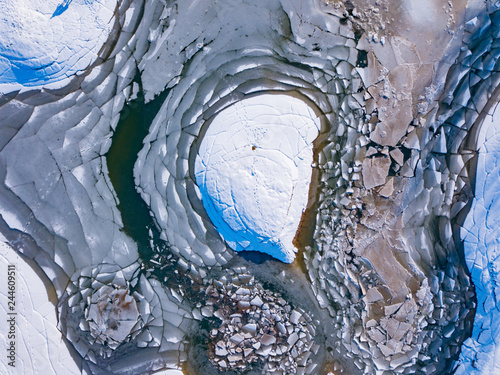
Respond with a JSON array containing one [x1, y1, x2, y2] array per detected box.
[[105, 79, 169, 262], [105, 79, 203, 308]]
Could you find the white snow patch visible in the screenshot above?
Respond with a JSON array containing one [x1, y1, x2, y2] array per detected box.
[[0, 241, 80, 375], [194, 94, 321, 263], [0, 0, 116, 91]]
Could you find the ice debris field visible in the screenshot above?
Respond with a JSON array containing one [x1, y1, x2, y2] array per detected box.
[[2, 0, 500, 374]]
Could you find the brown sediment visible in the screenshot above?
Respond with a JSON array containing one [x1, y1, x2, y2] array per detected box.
[[293, 140, 324, 273], [293, 110, 331, 275], [321, 360, 345, 375]]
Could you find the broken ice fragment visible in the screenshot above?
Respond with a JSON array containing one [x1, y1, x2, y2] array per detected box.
[[194, 94, 321, 263]]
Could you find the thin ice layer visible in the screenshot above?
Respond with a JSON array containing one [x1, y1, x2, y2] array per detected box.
[[194, 94, 320, 263]]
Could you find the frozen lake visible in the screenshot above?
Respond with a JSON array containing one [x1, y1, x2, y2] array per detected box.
[[1, 0, 500, 374]]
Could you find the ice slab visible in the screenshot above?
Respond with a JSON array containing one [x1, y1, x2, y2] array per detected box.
[[0, 241, 80, 375], [194, 94, 320, 263], [455, 101, 500, 374], [0, 0, 116, 91]]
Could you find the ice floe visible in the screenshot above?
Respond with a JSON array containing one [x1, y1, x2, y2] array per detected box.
[[194, 94, 321, 263], [0, 0, 116, 91]]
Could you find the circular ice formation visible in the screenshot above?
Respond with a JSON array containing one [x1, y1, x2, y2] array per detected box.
[[87, 287, 139, 349], [194, 94, 321, 263], [0, 0, 116, 90]]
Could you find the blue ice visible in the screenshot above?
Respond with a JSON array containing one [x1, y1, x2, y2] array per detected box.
[[0, 0, 109, 90], [455, 109, 500, 374]]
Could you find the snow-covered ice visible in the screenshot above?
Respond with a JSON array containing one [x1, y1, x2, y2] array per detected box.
[[194, 94, 321, 263], [0, 240, 81, 375], [455, 102, 500, 374], [1, 0, 500, 373], [0, 0, 116, 91]]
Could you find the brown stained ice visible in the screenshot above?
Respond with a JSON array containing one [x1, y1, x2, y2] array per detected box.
[[87, 287, 140, 349], [361, 156, 391, 189]]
